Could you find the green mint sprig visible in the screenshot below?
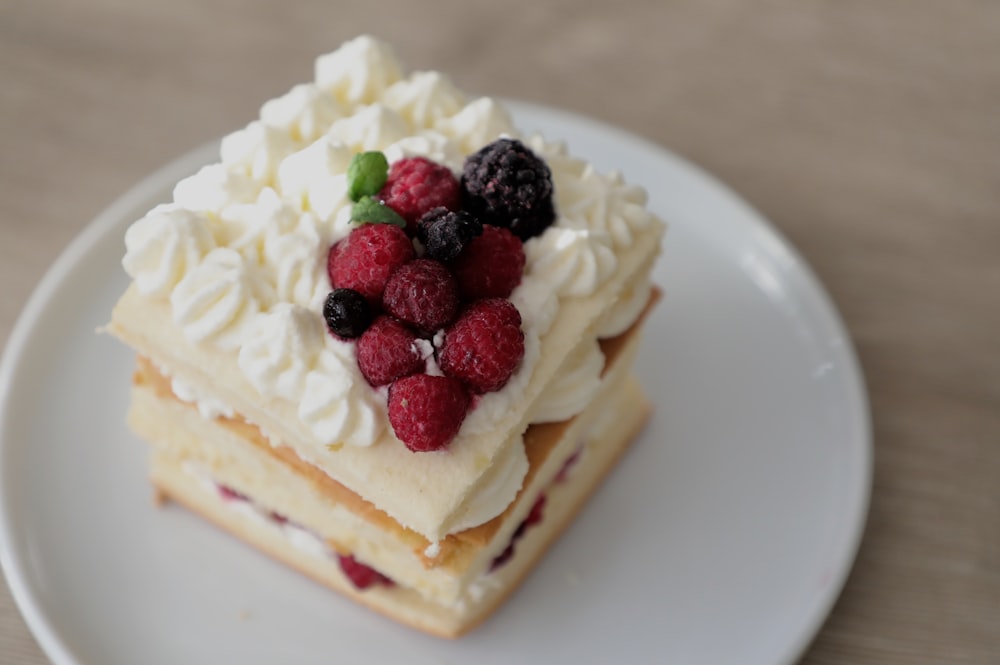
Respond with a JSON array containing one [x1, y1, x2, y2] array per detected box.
[[350, 196, 406, 228], [346, 151, 389, 202]]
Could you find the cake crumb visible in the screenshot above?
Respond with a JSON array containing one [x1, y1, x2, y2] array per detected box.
[[239, 610, 252, 621]]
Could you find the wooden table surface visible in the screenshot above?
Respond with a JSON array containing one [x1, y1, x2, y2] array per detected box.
[[2, 1, 998, 663]]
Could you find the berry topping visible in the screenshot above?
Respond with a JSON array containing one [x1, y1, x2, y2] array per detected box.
[[347, 151, 389, 202], [382, 259, 459, 333], [387, 374, 471, 452], [356, 316, 424, 386], [328, 224, 415, 305], [461, 138, 555, 240], [439, 298, 525, 393], [337, 554, 394, 590], [417, 208, 483, 262], [449, 225, 525, 300], [323, 288, 373, 339], [378, 157, 461, 234]]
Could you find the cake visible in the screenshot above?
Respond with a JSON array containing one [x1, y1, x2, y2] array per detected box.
[[107, 35, 666, 638]]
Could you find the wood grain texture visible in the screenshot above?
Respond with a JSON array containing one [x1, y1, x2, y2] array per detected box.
[[1, 1, 998, 662]]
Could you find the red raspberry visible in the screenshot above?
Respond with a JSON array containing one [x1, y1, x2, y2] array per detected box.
[[450, 225, 525, 301], [382, 259, 459, 333], [378, 157, 461, 235], [524, 493, 546, 527], [439, 298, 524, 393], [337, 554, 394, 590], [328, 224, 415, 305], [387, 374, 470, 452], [356, 316, 424, 386]]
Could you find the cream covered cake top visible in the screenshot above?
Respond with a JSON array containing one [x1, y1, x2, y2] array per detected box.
[[117, 35, 663, 541]]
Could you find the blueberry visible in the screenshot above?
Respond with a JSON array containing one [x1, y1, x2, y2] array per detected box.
[[323, 288, 373, 339]]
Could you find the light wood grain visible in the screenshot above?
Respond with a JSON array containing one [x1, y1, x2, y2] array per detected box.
[[1, 1, 998, 663]]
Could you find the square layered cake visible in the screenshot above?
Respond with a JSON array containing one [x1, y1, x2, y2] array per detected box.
[[108, 35, 665, 637]]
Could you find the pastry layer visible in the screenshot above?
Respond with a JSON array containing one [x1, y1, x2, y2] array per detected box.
[[148, 375, 651, 638], [128, 300, 648, 605]]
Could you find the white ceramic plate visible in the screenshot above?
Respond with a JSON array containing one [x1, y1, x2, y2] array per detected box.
[[0, 101, 870, 665]]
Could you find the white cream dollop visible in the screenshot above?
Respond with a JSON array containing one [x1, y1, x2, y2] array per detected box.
[[315, 35, 404, 106], [170, 374, 235, 420], [530, 340, 604, 423], [298, 346, 386, 448], [170, 247, 272, 350], [262, 212, 330, 310], [220, 122, 297, 185], [277, 137, 354, 222], [123, 204, 216, 298], [444, 439, 529, 534], [172, 164, 259, 213], [326, 104, 409, 153], [435, 98, 517, 155], [260, 83, 344, 145], [238, 303, 325, 401], [597, 275, 652, 338], [382, 131, 463, 171], [525, 227, 617, 298], [383, 71, 467, 130]]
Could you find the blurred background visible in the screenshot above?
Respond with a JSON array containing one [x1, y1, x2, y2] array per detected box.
[[1, 1, 998, 663]]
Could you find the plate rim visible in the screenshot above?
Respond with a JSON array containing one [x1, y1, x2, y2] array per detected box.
[[0, 99, 872, 665]]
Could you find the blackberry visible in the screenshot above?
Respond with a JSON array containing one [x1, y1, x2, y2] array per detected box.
[[461, 138, 555, 240], [417, 208, 483, 262], [323, 288, 373, 339]]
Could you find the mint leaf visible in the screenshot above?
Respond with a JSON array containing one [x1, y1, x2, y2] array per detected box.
[[347, 151, 389, 202], [351, 196, 406, 228]]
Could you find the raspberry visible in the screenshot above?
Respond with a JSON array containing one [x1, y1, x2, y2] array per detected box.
[[387, 374, 470, 452], [338, 554, 394, 590], [382, 259, 459, 333], [328, 224, 415, 305], [378, 157, 461, 235], [461, 138, 555, 240], [449, 225, 525, 300], [323, 288, 372, 339], [417, 208, 483, 262], [490, 494, 546, 572], [524, 493, 546, 527], [439, 298, 524, 393], [356, 316, 424, 386]]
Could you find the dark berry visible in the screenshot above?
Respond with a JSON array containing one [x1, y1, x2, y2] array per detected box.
[[338, 554, 394, 590], [323, 288, 372, 338], [439, 298, 525, 393], [461, 138, 555, 240], [449, 225, 525, 300], [356, 316, 424, 386], [378, 157, 461, 235], [417, 207, 483, 262], [381, 259, 459, 333], [328, 224, 416, 305], [387, 374, 470, 452]]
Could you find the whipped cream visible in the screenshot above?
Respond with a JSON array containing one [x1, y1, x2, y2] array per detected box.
[[530, 340, 604, 423], [597, 275, 652, 338], [123, 204, 216, 297], [170, 374, 235, 420]]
